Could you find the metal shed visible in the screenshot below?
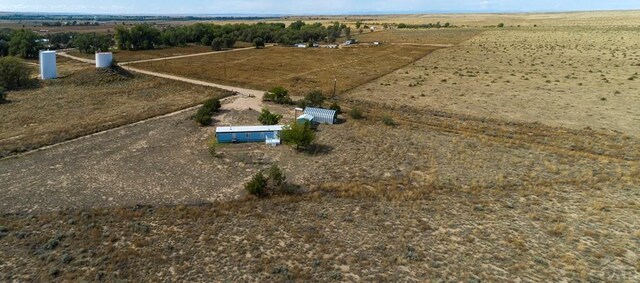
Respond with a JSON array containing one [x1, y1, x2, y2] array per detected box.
[[303, 107, 337, 124], [216, 125, 283, 143]]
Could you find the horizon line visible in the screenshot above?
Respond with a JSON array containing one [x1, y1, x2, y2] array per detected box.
[[1, 8, 639, 17]]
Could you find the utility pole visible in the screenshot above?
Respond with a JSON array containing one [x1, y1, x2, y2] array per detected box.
[[333, 78, 337, 98], [224, 50, 227, 79]]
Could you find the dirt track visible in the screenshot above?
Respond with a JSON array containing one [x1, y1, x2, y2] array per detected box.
[[57, 51, 265, 106]]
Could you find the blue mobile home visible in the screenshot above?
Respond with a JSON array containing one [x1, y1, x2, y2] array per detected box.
[[216, 125, 284, 143]]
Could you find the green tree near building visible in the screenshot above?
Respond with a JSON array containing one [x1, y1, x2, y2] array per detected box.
[[8, 29, 42, 58], [281, 121, 315, 150]]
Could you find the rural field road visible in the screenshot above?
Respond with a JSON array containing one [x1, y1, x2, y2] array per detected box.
[[2, 50, 265, 158], [57, 51, 265, 110]]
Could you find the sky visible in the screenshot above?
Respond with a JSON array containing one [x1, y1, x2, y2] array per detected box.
[[1, 0, 639, 15]]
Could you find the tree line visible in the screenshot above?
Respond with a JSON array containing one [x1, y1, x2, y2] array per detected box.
[[397, 22, 453, 29], [0, 28, 113, 57], [114, 21, 351, 51], [0, 20, 353, 57]]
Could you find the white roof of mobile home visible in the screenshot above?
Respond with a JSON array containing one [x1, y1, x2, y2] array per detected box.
[[216, 125, 284, 133]]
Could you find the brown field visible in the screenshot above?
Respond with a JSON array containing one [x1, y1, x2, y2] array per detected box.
[[354, 28, 480, 45], [0, 20, 119, 34], [67, 45, 212, 62], [67, 42, 255, 63], [0, 64, 229, 157], [1, 101, 638, 280], [349, 26, 640, 136], [2, 11, 640, 282], [130, 44, 444, 96]]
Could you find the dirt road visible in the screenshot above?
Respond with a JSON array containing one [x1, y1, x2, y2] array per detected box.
[[57, 51, 265, 110]]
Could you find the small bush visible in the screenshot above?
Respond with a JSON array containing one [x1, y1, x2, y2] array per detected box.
[[267, 164, 286, 192], [258, 108, 283, 125], [263, 86, 293, 105], [246, 165, 296, 197], [0, 56, 33, 90], [349, 108, 365, 120], [303, 90, 325, 107], [497, 23, 505, 28], [193, 98, 221, 126], [202, 98, 222, 113], [207, 138, 218, 157], [296, 99, 308, 109], [194, 111, 213, 126], [61, 253, 74, 264], [245, 171, 267, 197], [0, 87, 6, 104], [382, 115, 396, 126]]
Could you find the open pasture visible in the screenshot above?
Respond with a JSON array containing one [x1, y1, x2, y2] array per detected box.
[[130, 44, 441, 96], [349, 26, 640, 136]]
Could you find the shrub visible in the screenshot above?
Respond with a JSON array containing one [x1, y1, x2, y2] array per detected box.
[[281, 121, 315, 150], [296, 99, 308, 109], [382, 115, 396, 126], [0, 87, 6, 104], [497, 23, 505, 28], [245, 171, 267, 197], [194, 110, 213, 126], [207, 138, 218, 157], [202, 98, 222, 113], [263, 86, 292, 104], [193, 98, 221, 126], [329, 101, 341, 114], [303, 90, 325, 107], [254, 37, 265, 49], [266, 165, 287, 193], [0, 56, 32, 90], [246, 165, 296, 197], [211, 38, 223, 51], [349, 107, 365, 120], [258, 108, 283, 125]]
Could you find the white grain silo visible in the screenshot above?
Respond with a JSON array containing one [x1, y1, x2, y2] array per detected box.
[[95, 52, 113, 68], [39, 50, 57, 80]]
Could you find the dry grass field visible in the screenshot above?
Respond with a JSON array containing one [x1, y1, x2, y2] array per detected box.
[[67, 42, 255, 63], [1, 11, 640, 282], [0, 64, 229, 157], [348, 26, 640, 136], [129, 44, 443, 96], [354, 28, 479, 45], [1, 101, 638, 281], [356, 10, 640, 27], [0, 21, 119, 34]]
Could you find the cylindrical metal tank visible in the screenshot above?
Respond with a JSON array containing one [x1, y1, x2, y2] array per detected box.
[[39, 50, 57, 80], [95, 52, 113, 68]]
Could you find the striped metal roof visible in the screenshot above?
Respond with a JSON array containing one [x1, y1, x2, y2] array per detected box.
[[303, 107, 337, 122], [216, 125, 284, 133]]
